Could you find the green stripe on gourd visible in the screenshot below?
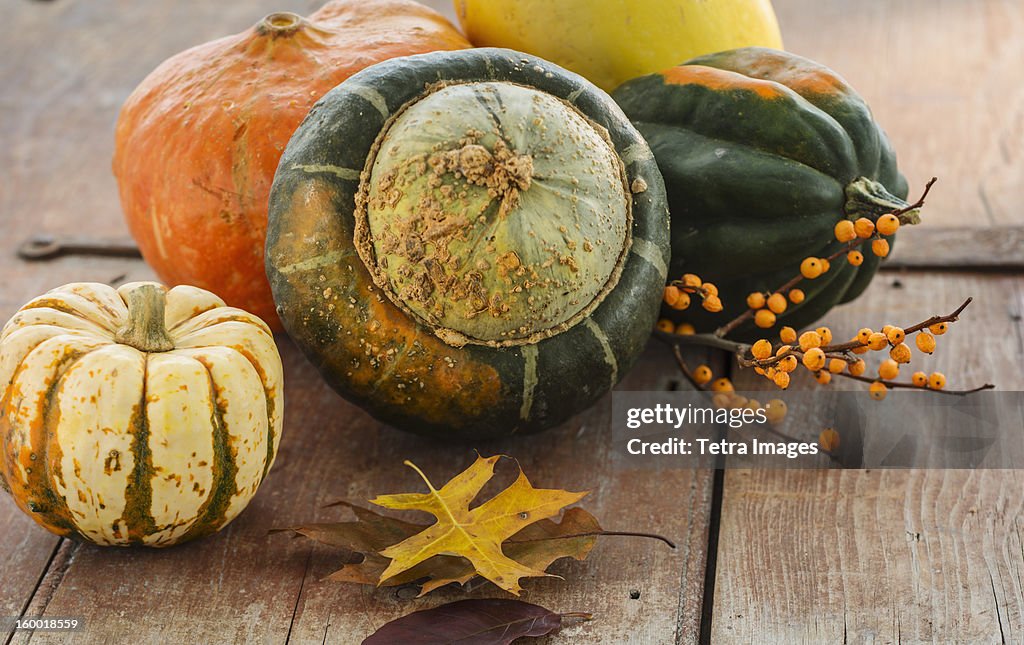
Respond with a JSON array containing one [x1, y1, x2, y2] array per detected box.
[[122, 396, 159, 543], [612, 47, 910, 339]]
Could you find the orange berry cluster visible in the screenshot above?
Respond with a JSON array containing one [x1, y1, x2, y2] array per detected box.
[[658, 273, 721, 335], [739, 213, 905, 332], [749, 325, 836, 390], [834, 214, 900, 267], [856, 322, 948, 398], [747, 318, 953, 399], [692, 368, 788, 423], [657, 213, 908, 336], [663, 273, 721, 312], [746, 288, 807, 329]]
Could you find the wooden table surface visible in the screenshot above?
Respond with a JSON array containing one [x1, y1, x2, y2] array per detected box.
[[2, 1, 1022, 643]]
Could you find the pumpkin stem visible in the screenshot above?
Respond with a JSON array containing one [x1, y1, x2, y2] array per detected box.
[[256, 12, 306, 38], [844, 177, 919, 225], [115, 284, 175, 353]]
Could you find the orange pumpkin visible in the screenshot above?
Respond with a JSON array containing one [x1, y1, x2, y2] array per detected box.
[[113, 0, 470, 329]]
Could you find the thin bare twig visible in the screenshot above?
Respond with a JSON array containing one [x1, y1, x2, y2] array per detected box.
[[589, 530, 676, 549], [831, 371, 995, 396], [796, 297, 974, 356], [894, 176, 937, 217], [656, 329, 748, 354], [671, 343, 711, 394]]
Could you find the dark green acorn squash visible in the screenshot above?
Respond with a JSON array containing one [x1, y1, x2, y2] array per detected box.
[[266, 48, 670, 440], [612, 47, 911, 337]]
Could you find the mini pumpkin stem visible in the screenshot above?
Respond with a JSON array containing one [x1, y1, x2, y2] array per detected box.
[[256, 12, 306, 38], [844, 177, 918, 224], [115, 284, 175, 353]]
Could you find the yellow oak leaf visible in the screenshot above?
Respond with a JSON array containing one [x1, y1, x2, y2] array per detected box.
[[371, 455, 588, 595]]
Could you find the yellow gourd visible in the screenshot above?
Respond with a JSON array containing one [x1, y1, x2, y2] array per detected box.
[[453, 0, 784, 91]]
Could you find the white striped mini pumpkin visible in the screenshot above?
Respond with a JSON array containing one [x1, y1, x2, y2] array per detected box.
[[0, 282, 283, 546]]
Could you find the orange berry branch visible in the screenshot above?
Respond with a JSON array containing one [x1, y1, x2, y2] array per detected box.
[[653, 177, 996, 400], [658, 289, 994, 398]]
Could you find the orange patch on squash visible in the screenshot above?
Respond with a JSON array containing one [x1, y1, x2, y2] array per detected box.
[[701, 49, 852, 99], [347, 284, 505, 426], [741, 61, 848, 97], [272, 178, 504, 430], [771, 68, 845, 96], [661, 65, 784, 100]]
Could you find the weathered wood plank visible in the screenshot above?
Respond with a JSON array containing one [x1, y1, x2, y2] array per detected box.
[[712, 272, 1024, 643], [14, 221, 1024, 290], [4, 0, 1023, 643], [775, 0, 1024, 229], [883, 226, 1024, 271], [715, 468, 1024, 643], [0, 522, 59, 643]]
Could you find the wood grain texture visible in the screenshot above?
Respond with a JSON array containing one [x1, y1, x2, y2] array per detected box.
[[883, 226, 1024, 270], [712, 273, 1024, 643], [0, 527, 59, 643], [774, 0, 1024, 229]]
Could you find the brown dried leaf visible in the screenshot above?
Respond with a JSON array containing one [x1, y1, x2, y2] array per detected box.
[[274, 501, 422, 551], [505, 507, 602, 570]]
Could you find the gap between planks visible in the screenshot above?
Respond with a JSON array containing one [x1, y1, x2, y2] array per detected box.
[[5, 540, 78, 645]]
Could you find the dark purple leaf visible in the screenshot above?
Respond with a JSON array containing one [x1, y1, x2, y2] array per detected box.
[[362, 599, 582, 645]]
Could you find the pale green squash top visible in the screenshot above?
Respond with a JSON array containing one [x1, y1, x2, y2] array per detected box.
[[355, 81, 631, 347]]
